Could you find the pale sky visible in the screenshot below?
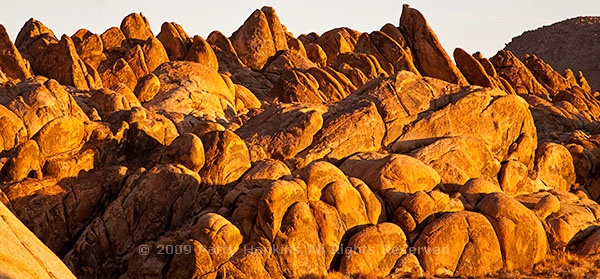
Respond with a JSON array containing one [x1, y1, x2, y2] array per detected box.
[[1, 1, 598, 58]]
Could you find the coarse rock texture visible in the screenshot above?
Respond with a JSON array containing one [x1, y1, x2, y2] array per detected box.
[[478, 192, 548, 271], [413, 211, 503, 277], [340, 152, 441, 193], [1, 4, 600, 279], [505, 16, 600, 91], [399, 5, 468, 85], [0, 25, 32, 83], [0, 201, 77, 279], [339, 223, 408, 276], [145, 61, 236, 120], [235, 103, 327, 161]]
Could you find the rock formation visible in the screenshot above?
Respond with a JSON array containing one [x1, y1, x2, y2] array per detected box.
[[0, 4, 599, 278], [505, 16, 600, 91]]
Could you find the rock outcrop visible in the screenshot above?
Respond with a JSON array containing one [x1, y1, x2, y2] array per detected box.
[[505, 16, 600, 91], [0, 202, 77, 278], [0, 4, 599, 279]]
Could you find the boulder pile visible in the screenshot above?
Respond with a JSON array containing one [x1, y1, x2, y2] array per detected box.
[[1, 4, 600, 278]]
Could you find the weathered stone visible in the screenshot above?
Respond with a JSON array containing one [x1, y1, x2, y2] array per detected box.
[[87, 87, 141, 118], [206, 30, 244, 73], [4, 140, 42, 182], [162, 133, 205, 172], [354, 33, 394, 75], [166, 239, 214, 279], [339, 223, 408, 276], [504, 16, 600, 91], [534, 142, 576, 191], [35, 34, 100, 90], [478, 192, 548, 271], [0, 77, 89, 136], [305, 43, 327, 67], [321, 180, 371, 229], [64, 164, 209, 277], [262, 50, 316, 78], [71, 29, 105, 70], [122, 107, 180, 157], [31, 115, 86, 157], [145, 61, 235, 120], [459, 178, 502, 205], [332, 52, 387, 83], [142, 37, 169, 72], [233, 84, 261, 112], [340, 152, 441, 193], [415, 211, 502, 277], [490, 50, 549, 97], [123, 45, 149, 78], [157, 22, 191, 61], [295, 100, 385, 168], [191, 213, 243, 266], [274, 202, 328, 278], [236, 103, 326, 161], [393, 88, 538, 169], [316, 28, 359, 66], [0, 24, 32, 82], [579, 229, 600, 256], [256, 179, 307, 241], [391, 253, 424, 277], [369, 30, 419, 75], [184, 35, 218, 71], [410, 136, 501, 186], [120, 13, 153, 42], [544, 192, 600, 250], [395, 191, 464, 235], [6, 166, 127, 256], [100, 58, 138, 90], [42, 148, 95, 180], [266, 69, 323, 104], [533, 193, 561, 220], [306, 67, 355, 102], [454, 48, 499, 88], [0, 104, 28, 153], [0, 201, 77, 279], [523, 54, 571, 96], [100, 26, 128, 52], [400, 5, 467, 85], [15, 18, 58, 70], [133, 73, 160, 102], [230, 9, 275, 70], [199, 130, 250, 186], [350, 177, 386, 224]]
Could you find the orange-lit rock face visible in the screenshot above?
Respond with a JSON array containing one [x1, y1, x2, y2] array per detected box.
[[1, 4, 600, 279]]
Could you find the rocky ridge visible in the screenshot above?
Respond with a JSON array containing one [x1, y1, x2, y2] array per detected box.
[[505, 16, 600, 91], [0, 3, 600, 278]]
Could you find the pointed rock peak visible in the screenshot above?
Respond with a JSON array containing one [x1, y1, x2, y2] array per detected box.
[[576, 71, 592, 93], [0, 24, 33, 82], [230, 8, 275, 70], [523, 53, 570, 95], [120, 12, 153, 41], [380, 23, 408, 48], [101, 26, 128, 51], [490, 49, 549, 97], [399, 5, 467, 85], [453, 47, 496, 88], [185, 35, 218, 71], [489, 49, 520, 67], [157, 22, 191, 61], [261, 6, 288, 51], [15, 18, 57, 49]]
